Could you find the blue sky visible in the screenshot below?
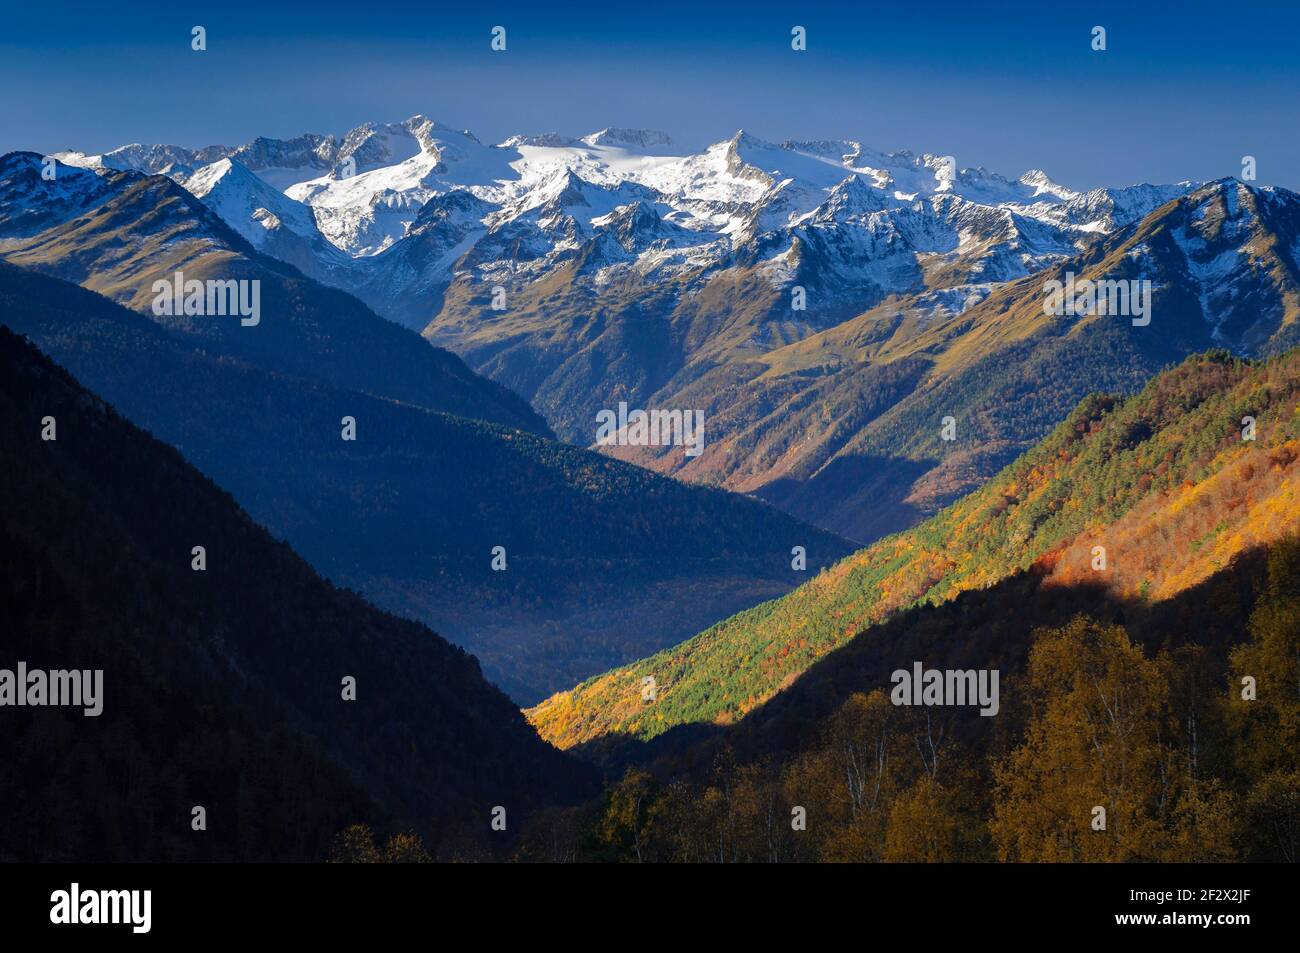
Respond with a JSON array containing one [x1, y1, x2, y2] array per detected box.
[[3, 0, 1297, 190]]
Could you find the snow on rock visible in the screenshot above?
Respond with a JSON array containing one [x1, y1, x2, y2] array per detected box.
[[55, 117, 1206, 326]]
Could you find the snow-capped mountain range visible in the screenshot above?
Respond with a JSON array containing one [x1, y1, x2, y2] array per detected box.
[[54, 114, 1197, 330], [20, 118, 1300, 551]]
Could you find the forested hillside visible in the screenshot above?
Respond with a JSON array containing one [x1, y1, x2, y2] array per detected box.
[[535, 538, 1297, 862], [0, 326, 592, 861], [0, 262, 851, 701], [529, 347, 1300, 750]]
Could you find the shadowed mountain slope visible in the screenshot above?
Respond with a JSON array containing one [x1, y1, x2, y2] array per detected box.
[[0, 325, 594, 861], [0, 262, 851, 702]]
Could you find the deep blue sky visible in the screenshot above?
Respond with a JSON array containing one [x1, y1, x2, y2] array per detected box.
[[3, 1, 1297, 190]]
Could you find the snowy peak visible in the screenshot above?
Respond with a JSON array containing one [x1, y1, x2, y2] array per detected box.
[[337, 118, 428, 174], [1062, 181, 1197, 232], [104, 142, 224, 175], [581, 128, 674, 149], [810, 174, 886, 222], [410, 188, 495, 232], [586, 200, 681, 260], [1166, 178, 1282, 263], [335, 115, 482, 175], [1018, 169, 1077, 201], [719, 132, 779, 189], [512, 169, 662, 227], [51, 131, 339, 191], [1043, 176, 1300, 355], [225, 134, 338, 189], [0, 152, 121, 236], [781, 139, 864, 165], [176, 157, 325, 250], [500, 133, 580, 149], [541, 168, 598, 208]]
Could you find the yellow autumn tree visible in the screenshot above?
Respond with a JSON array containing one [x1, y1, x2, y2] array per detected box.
[[882, 778, 962, 862], [382, 831, 432, 863], [1227, 538, 1300, 860], [991, 618, 1169, 861], [815, 690, 902, 862], [598, 767, 656, 862], [329, 824, 382, 863]]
